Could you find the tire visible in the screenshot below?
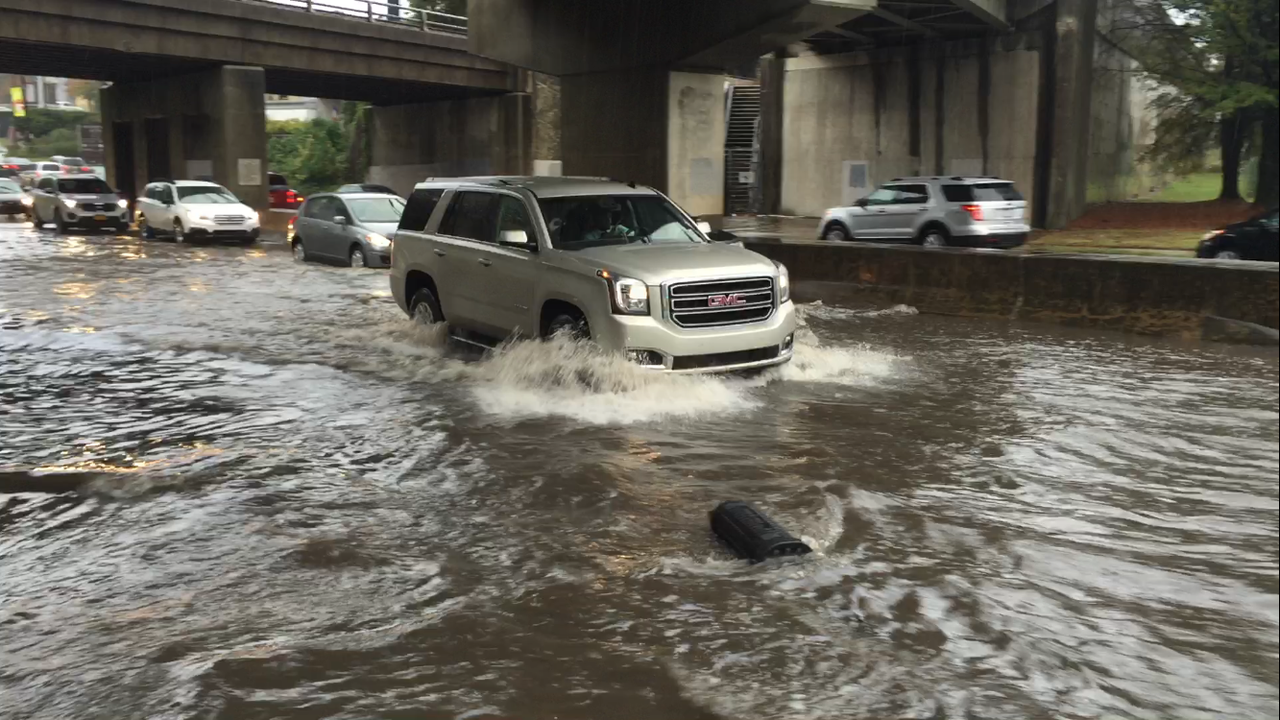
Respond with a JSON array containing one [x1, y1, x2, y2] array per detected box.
[[410, 287, 444, 326], [54, 211, 67, 234], [292, 239, 308, 262], [1214, 249, 1241, 260], [822, 221, 851, 242], [138, 214, 155, 239], [173, 220, 186, 243], [919, 226, 950, 248], [546, 310, 590, 341], [31, 205, 42, 227], [349, 246, 366, 269]]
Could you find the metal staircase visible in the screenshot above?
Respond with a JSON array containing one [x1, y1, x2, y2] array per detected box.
[[724, 84, 761, 215]]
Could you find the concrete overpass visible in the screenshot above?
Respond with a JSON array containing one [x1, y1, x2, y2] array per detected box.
[[0, 0, 527, 208]]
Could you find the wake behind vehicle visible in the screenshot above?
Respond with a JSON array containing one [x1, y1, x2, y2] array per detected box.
[[1196, 208, 1279, 261], [819, 176, 1030, 248], [291, 191, 404, 268], [29, 175, 129, 233], [135, 180, 260, 242], [389, 176, 795, 373]]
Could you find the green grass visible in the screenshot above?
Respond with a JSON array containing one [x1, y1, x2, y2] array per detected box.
[[1144, 173, 1222, 203]]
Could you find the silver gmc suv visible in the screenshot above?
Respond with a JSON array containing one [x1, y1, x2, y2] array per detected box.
[[390, 177, 795, 373], [819, 176, 1030, 248]]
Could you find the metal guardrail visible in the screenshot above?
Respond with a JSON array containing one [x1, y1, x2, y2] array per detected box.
[[243, 0, 467, 35]]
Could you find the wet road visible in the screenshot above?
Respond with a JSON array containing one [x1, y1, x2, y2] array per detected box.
[[1, 220, 1277, 720]]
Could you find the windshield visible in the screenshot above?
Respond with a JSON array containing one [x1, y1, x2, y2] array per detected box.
[[177, 185, 239, 204], [60, 157, 86, 166], [538, 195, 705, 249], [0, 180, 22, 193], [346, 197, 405, 223], [58, 178, 112, 194]]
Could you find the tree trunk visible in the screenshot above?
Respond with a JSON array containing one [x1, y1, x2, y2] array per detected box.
[[1255, 105, 1279, 209], [1219, 109, 1244, 200]]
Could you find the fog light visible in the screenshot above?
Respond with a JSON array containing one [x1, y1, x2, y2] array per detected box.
[[626, 349, 665, 367], [781, 333, 794, 352]]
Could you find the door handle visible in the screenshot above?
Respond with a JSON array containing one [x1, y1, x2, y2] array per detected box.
[[433, 248, 447, 257], [477, 258, 493, 267]]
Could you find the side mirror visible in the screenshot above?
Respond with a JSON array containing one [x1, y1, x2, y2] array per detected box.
[[498, 229, 536, 250], [696, 220, 713, 234], [708, 229, 739, 242], [333, 215, 349, 225], [855, 197, 869, 208]]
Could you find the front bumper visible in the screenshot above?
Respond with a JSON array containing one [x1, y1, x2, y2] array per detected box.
[[1, 199, 29, 215], [63, 208, 128, 227], [594, 301, 796, 373], [187, 223, 261, 241]]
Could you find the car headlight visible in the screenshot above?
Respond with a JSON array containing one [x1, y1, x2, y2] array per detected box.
[[61, 198, 77, 210], [1201, 229, 1225, 242], [365, 232, 391, 248], [599, 270, 649, 315], [20, 195, 33, 206], [775, 261, 791, 303], [116, 199, 129, 209]]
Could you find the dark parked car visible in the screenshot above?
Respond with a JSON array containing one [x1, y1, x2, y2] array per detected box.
[[336, 183, 400, 197], [268, 172, 304, 210], [1196, 208, 1279, 261]]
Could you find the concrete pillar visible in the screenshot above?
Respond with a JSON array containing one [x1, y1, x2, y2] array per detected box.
[[561, 69, 726, 217], [366, 92, 533, 197], [99, 65, 268, 211], [758, 53, 786, 216], [1043, 0, 1097, 228]]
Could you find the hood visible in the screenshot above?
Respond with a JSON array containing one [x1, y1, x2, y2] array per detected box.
[[569, 242, 777, 283], [362, 221, 400, 238], [67, 193, 120, 202], [183, 202, 255, 217]]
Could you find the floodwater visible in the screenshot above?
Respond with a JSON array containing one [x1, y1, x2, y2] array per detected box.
[[1, 221, 1276, 720]]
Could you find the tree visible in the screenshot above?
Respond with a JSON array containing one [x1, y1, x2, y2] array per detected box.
[[1115, 0, 1278, 205]]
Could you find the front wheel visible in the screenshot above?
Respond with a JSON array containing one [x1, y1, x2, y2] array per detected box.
[[546, 311, 590, 341], [173, 220, 186, 243], [822, 222, 851, 242], [349, 246, 366, 269], [54, 211, 67, 234], [1214, 249, 1241, 260], [138, 214, 155, 239], [292, 240, 308, 262]]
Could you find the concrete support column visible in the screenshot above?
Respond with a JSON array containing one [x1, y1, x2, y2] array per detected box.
[[367, 92, 533, 197], [561, 69, 726, 217], [1043, 0, 1097, 228], [758, 54, 786, 216], [101, 66, 268, 211]]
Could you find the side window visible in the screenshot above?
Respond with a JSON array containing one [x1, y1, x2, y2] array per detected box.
[[942, 185, 973, 203], [895, 184, 929, 204], [331, 200, 352, 223], [143, 185, 154, 200], [398, 188, 445, 232], [439, 191, 497, 243], [306, 197, 335, 221], [864, 187, 897, 206], [162, 186, 175, 204], [38, 177, 55, 192], [495, 195, 535, 243]]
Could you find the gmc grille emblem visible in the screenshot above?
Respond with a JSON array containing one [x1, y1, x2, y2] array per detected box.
[[708, 293, 746, 307]]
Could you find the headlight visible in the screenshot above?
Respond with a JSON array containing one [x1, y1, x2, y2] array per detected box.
[[253, 211, 260, 223], [775, 262, 791, 303], [61, 198, 77, 210], [116, 199, 129, 209], [1201, 229, 1224, 241], [599, 270, 649, 315], [20, 195, 33, 206], [365, 232, 391, 248]]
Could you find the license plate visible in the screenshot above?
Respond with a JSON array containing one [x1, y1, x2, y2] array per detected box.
[[996, 209, 1022, 221], [94, 215, 107, 221]]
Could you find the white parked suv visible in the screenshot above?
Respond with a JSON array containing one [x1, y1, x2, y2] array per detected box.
[[135, 180, 260, 242], [390, 177, 795, 373]]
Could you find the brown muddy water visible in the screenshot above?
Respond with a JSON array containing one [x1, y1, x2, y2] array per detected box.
[[1, 221, 1277, 719]]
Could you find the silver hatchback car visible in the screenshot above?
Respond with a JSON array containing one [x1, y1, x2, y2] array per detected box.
[[291, 192, 404, 268], [819, 176, 1030, 248]]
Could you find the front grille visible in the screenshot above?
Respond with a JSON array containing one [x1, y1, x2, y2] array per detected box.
[[668, 276, 775, 328], [214, 214, 247, 225], [77, 202, 113, 212], [671, 345, 780, 371]]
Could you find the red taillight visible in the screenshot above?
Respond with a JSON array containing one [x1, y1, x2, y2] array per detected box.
[[61, 165, 72, 173], [961, 204, 984, 221], [81, 166, 90, 173]]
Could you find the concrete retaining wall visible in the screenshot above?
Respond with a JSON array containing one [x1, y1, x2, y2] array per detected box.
[[746, 240, 1279, 338]]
